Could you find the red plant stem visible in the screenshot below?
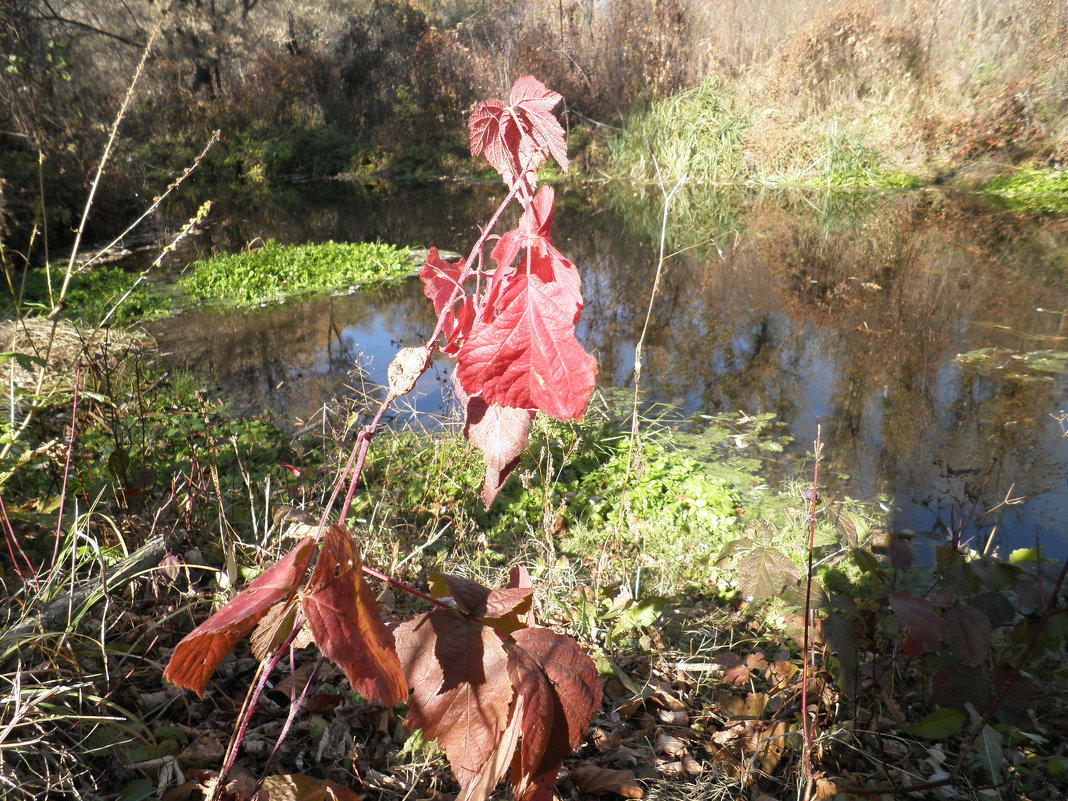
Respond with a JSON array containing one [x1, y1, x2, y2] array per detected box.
[[211, 621, 302, 801], [426, 180, 523, 346], [0, 494, 37, 588], [801, 427, 821, 793], [360, 563, 455, 611], [50, 363, 80, 574], [254, 655, 325, 794]]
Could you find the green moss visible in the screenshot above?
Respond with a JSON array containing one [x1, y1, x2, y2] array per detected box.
[[180, 239, 414, 308]]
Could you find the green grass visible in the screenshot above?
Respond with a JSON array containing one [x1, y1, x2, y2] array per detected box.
[[607, 82, 750, 187], [180, 239, 414, 308], [2, 265, 173, 325], [984, 167, 1068, 213]]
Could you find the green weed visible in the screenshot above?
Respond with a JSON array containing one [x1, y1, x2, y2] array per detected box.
[[2, 265, 172, 325], [180, 239, 414, 308], [984, 167, 1068, 213]]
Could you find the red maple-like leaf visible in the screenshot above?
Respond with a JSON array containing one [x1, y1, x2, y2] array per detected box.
[[508, 76, 568, 176], [164, 537, 316, 697], [490, 186, 581, 310], [507, 628, 603, 801], [456, 272, 596, 420], [394, 609, 513, 789], [300, 525, 407, 707], [469, 76, 567, 190], [890, 592, 942, 658], [420, 249, 473, 354]]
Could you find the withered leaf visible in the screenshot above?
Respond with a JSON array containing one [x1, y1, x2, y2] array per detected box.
[[569, 766, 644, 799], [459, 390, 535, 508], [393, 609, 513, 790], [429, 572, 533, 627], [300, 525, 407, 707], [256, 773, 360, 801], [164, 537, 316, 697], [508, 627, 602, 801]]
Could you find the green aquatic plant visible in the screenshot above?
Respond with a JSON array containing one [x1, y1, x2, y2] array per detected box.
[[984, 167, 1068, 213], [180, 239, 413, 307]]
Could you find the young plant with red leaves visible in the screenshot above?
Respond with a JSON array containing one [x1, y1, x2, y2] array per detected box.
[[163, 77, 601, 801]]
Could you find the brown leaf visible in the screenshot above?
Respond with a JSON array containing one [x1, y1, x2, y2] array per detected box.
[[394, 609, 513, 790], [164, 537, 316, 697], [256, 774, 360, 801], [300, 526, 407, 707], [508, 628, 602, 801], [459, 694, 525, 801], [249, 599, 304, 661], [569, 766, 643, 798], [941, 604, 992, 666], [429, 573, 533, 623], [460, 390, 535, 509], [757, 721, 791, 774], [386, 346, 430, 400]]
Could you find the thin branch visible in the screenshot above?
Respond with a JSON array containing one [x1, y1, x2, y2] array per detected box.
[[29, 13, 147, 49]]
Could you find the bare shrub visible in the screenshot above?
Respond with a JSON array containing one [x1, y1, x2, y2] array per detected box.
[[776, 2, 928, 108]]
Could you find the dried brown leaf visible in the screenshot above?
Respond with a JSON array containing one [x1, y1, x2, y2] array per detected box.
[[569, 766, 644, 798], [164, 537, 316, 697]]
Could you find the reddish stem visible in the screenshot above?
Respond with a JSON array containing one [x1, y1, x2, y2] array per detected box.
[[801, 430, 821, 794]]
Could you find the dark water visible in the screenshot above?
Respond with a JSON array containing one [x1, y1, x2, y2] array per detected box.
[[149, 182, 1068, 560]]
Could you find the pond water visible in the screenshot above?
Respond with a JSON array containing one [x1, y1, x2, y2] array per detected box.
[[149, 181, 1068, 561]]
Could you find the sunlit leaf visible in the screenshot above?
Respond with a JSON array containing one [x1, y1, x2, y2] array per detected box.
[[394, 609, 513, 790], [508, 628, 602, 801], [905, 707, 966, 739], [164, 537, 316, 697], [300, 526, 407, 707]]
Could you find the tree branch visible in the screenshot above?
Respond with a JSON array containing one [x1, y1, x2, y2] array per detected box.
[[29, 13, 147, 49]]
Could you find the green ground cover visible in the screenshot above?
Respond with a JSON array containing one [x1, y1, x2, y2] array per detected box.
[[180, 239, 414, 308]]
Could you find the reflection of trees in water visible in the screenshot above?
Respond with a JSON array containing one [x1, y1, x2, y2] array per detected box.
[[149, 283, 437, 420], [156, 184, 1068, 544], [587, 191, 1068, 534]]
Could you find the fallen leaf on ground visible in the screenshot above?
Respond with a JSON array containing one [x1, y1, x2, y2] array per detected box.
[[569, 765, 644, 798]]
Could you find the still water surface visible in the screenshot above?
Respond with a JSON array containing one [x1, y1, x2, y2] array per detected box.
[[150, 182, 1068, 560]]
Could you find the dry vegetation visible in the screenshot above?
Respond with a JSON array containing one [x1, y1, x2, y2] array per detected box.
[[3, 0, 1068, 256]]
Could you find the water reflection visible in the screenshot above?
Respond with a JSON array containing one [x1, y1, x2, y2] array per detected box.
[[152, 183, 1068, 557]]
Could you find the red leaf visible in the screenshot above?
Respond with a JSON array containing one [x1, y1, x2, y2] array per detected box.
[[420, 249, 472, 354], [394, 609, 513, 789], [507, 628, 602, 801], [468, 77, 566, 190], [458, 694, 526, 801], [457, 273, 596, 420], [508, 76, 568, 175], [490, 187, 582, 310], [460, 389, 535, 507], [300, 526, 407, 707], [164, 537, 316, 697], [890, 593, 942, 658], [941, 604, 992, 666], [430, 573, 533, 621], [469, 98, 520, 184]]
